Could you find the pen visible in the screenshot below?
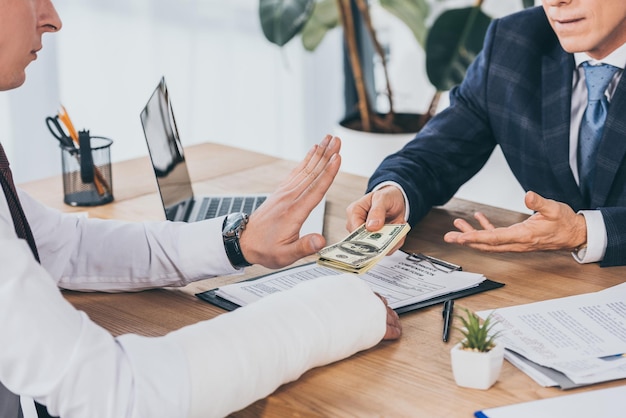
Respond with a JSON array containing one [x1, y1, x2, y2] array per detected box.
[[442, 299, 454, 343]]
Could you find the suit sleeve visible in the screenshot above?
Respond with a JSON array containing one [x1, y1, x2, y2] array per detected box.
[[366, 20, 501, 227]]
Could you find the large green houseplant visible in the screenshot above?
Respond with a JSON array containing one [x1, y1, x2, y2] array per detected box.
[[258, 0, 523, 134]]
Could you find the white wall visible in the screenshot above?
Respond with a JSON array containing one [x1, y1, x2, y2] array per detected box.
[[3, 0, 536, 214], [4, 0, 344, 184]]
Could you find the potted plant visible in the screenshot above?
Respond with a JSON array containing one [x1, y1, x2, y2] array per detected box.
[[258, 0, 532, 175], [259, 0, 500, 131], [450, 307, 504, 390]]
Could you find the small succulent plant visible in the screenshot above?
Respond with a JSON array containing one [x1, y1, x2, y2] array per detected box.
[[456, 307, 500, 353]]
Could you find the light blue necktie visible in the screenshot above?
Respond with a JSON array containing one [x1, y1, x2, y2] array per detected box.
[[577, 62, 620, 203]]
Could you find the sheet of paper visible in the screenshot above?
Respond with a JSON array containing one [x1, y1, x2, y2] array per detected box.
[[475, 385, 626, 418], [355, 252, 484, 309], [478, 283, 626, 383], [503, 351, 559, 388], [216, 251, 485, 309]]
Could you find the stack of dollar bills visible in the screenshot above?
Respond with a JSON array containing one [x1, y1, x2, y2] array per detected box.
[[317, 223, 411, 274]]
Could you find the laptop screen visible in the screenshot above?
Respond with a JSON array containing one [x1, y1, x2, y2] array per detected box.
[[140, 77, 195, 211]]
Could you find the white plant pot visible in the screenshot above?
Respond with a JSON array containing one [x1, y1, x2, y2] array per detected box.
[[334, 123, 416, 178], [450, 342, 505, 390]]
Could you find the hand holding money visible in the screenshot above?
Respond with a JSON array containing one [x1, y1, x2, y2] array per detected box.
[[317, 223, 411, 274]]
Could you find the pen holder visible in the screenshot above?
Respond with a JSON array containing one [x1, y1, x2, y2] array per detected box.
[[60, 136, 114, 206]]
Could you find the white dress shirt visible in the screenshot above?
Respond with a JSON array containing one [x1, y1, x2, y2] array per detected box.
[[569, 45, 626, 263], [0, 188, 386, 418]]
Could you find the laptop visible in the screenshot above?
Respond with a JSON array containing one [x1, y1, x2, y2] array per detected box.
[[140, 77, 325, 234]]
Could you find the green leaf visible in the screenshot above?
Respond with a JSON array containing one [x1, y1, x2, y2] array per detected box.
[[522, 0, 535, 8], [301, 0, 340, 51], [379, 0, 430, 47], [425, 6, 492, 91], [259, 0, 316, 47], [456, 308, 500, 352]]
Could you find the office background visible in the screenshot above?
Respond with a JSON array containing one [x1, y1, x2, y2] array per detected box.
[[2, 0, 532, 212]]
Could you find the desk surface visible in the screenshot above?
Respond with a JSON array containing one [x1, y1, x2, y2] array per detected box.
[[20, 143, 626, 417]]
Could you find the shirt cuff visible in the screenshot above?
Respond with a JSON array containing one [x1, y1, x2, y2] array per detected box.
[[372, 181, 410, 222], [571, 210, 607, 264], [178, 216, 240, 280]]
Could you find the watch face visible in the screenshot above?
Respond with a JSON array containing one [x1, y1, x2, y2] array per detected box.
[[223, 213, 248, 238]]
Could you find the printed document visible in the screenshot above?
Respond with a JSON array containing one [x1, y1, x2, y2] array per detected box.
[[479, 283, 626, 385], [216, 251, 485, 309]]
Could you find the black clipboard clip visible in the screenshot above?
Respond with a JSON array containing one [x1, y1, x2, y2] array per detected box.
[[406, 253, 462, 273]]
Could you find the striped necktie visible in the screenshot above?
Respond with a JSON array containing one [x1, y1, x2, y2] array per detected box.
[[0, 143, 55, 417], [0, 144, 40, 261], [577, 62, 620, 205]]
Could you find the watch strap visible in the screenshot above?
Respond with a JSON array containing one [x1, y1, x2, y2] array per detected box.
[[222, 213, 252, 268]]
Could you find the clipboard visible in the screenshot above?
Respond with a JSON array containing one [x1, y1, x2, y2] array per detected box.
[[196, 252, 505, 315]]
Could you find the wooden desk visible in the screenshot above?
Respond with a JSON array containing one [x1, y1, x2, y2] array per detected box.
[[20, 143, 626, 417]]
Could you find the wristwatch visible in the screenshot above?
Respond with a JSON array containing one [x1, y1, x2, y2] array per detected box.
[[222, 212, 252, 268]]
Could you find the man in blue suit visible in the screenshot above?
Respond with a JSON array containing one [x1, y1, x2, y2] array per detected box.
[[346, 0, 626, 267]]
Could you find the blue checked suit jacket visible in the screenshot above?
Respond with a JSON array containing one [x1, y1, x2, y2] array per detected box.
[[368, 7, 626, 267]]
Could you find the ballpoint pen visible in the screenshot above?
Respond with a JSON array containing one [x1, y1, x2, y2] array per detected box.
[[442, 299, 454, 343]]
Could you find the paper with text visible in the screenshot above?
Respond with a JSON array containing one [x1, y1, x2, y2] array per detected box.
[[479, 283, 626, 384], [216, 251, 485, 309]]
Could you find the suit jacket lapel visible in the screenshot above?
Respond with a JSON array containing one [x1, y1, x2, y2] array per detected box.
[[592, 74, 626, 207], [541, 48, 585, 208]]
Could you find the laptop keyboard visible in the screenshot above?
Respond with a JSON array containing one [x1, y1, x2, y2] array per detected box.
[[198, 196, 266, 220]]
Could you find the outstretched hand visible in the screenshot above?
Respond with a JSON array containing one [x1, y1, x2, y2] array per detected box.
[[345, 185, 408, 253], [443, 191, 587, 252], [240, 135, 341, 269]]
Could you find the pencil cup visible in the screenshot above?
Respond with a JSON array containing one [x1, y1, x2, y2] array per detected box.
[[60, 136, 114, 206]]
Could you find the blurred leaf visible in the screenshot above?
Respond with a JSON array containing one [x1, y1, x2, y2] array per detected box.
[[522, 0, 535, 8], [380, 0, 430, 47], [426, 6, 491, 91], [259, 0, 316, 47], [301, 0, 340, 51]]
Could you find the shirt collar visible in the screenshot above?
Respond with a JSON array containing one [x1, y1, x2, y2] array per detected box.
[[574, 42, 626, 69]]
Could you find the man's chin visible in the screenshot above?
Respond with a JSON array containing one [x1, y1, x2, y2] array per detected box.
[[556, 36, 588, 54], [555, 35, 612, 59], [0, 73, 26, 91]]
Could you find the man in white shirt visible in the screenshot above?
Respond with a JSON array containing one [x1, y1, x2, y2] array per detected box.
[[0, 1, 402, 417], [347, 0, 626, 267]]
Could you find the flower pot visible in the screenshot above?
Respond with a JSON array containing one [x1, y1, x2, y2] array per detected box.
[[450, 342, 504, 390]]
